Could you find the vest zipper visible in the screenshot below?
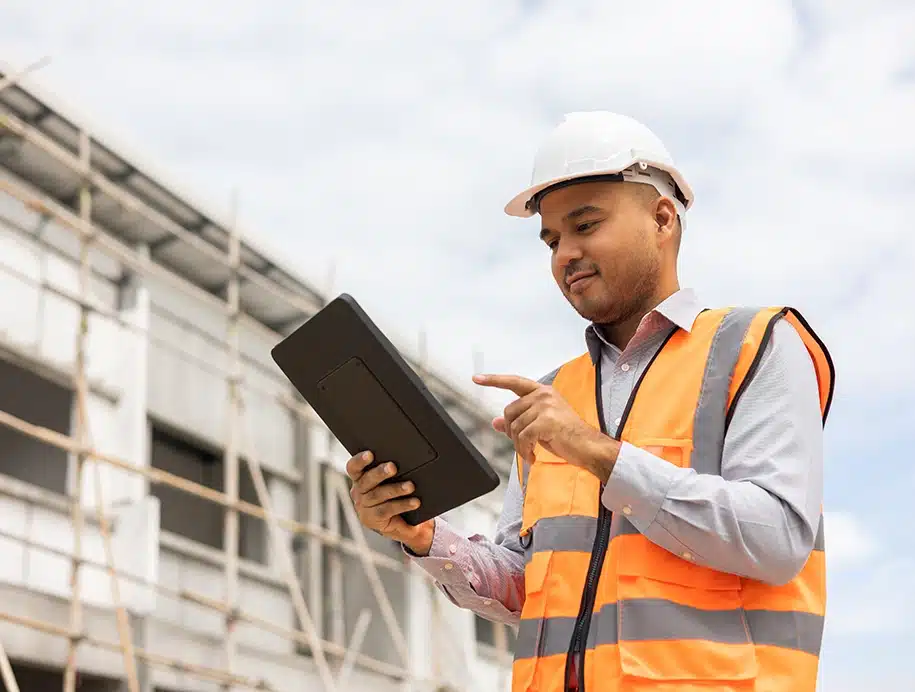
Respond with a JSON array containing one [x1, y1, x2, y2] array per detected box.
[[563, 327, 678, 692], [564, 504, 612, 692]]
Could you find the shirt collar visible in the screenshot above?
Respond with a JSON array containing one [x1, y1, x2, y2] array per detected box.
[[584, 288, 705, 364]]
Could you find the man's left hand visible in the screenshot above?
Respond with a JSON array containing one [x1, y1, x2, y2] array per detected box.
[[472, 373, 620, 483]]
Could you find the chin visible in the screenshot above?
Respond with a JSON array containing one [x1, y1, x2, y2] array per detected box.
[[569, 295, 613, 323]]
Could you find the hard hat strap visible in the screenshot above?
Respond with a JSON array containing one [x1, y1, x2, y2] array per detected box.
[[621, 165, 689, 220]]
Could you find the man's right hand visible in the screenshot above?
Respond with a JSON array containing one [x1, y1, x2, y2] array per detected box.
[[345, 451, 435, 556]]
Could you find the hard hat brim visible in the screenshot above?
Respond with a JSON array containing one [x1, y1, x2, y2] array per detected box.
[[504, 172, 591, 218], [504, 164, 694, 218]]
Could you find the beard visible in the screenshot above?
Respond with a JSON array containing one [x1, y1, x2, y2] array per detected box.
[[567, 251, 661, 328]]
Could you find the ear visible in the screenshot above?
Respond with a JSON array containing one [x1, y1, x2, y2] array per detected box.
[[654, 196, 678, 246]]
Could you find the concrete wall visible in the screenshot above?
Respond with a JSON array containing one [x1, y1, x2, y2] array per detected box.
[[0, 176, 514, 692]]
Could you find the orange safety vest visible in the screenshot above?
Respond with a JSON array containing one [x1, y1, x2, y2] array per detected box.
[[511, 306, 834, 692]]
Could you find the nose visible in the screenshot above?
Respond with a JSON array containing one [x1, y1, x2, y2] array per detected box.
[[554, 235, 583, 271]]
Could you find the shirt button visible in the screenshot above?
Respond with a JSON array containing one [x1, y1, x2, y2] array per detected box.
[[483, 599, 492, 607], [620, 363, 630, 372], [448, 544, 457, 554], [622, 505, 632, 515], [614, 417, 621, 426], [444, 562, 453, 570]]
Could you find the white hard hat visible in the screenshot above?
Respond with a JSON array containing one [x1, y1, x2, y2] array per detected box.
[[505, 111, 694, 221]]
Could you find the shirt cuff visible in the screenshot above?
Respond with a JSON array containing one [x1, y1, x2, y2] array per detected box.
[[401, 517, 476, 588], [601, 441, 680, 532]]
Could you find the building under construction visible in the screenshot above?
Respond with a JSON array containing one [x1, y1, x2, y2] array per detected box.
[[0, 71, 517, 692]]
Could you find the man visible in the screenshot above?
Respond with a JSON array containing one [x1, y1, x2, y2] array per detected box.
[[346, 111, 834, 692]]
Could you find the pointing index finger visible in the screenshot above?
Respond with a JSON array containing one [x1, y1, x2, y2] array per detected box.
[[472, 373, 541, 397]]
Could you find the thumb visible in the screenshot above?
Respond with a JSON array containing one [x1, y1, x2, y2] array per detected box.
[[492, 416, 508, 434]]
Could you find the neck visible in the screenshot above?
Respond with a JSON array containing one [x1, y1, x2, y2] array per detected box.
[[601, 277, 680, 350]]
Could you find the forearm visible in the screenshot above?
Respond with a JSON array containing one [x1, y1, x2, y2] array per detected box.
[[405, 517, 525, 625], [602, 443, 818, 584]]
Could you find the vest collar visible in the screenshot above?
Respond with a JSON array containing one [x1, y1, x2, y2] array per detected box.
[[584, 288, 704, 365]]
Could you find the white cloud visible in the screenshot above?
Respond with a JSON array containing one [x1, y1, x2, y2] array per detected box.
[[821, 511, 915, 639], [827, 556, 915, 637], [823, 511, 879, 570]]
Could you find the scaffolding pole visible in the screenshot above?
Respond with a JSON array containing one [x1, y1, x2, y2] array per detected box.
[[61, 128, 91, 692], [324, 459, 346, 651], [222, 190, 243, 692], [0, 638, 21, 692], [0, 56, 50, 95], [241, 441, 338, 692], [60, 128, 142, 692], [331, 477, 409, 666], [337, 608, 371, 689]]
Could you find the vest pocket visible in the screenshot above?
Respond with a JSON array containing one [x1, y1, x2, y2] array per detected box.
[[615, 540, 758, 683]]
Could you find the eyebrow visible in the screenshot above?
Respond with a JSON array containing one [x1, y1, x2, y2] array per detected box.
[[539, 205, 605, 241]]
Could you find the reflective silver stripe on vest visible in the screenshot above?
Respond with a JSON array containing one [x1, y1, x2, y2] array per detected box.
[[515, 613, 581, 660], [691, 307, 759, 476], [514, 600, 825, 660], [622, 598, 752, 643], [523, 515, 597, 564], [746, 609, 824, 656]]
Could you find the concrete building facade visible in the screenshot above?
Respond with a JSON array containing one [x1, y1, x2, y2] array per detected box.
[[0, 74, 516, 692]]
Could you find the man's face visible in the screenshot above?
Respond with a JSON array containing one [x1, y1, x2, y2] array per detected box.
[[538, 181, 662, 325]]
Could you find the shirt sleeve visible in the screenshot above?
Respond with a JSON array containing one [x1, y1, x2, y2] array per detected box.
[[403, 455, 526, 625], [600, 318, 824, 585]]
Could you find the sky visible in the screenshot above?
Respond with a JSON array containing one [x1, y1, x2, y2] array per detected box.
[[2, 1, 914, 689]]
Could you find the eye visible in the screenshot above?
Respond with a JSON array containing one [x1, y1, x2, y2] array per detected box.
[[576, 221, 597, 233]]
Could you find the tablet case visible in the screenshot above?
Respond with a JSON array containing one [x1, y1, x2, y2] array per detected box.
[[270, 293, 501, 525]]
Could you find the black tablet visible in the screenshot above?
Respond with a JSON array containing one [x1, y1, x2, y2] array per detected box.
[[270, 293, 500, 525]]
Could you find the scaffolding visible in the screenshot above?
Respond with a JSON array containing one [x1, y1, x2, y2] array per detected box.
[[0, 70, 515, 692]]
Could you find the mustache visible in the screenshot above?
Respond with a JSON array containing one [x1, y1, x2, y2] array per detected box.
[[564, 261, 600, 282]]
